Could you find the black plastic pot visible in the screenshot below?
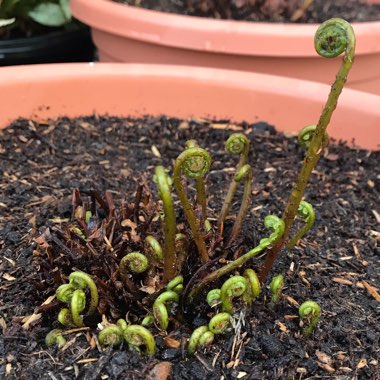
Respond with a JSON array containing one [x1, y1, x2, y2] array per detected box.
[[0, 24, 95, 66]]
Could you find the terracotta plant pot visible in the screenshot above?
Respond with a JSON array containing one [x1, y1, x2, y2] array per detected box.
[[0, 63, 379, 149], [70, 0, 380, 95]]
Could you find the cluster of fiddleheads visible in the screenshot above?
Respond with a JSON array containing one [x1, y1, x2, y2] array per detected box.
[[188, 215, 285, 300], [55, 271, 98, 327], [43, 18, 353, 357], [188, 312, 232, 355], [206, 269, 260, 311], [98, 318, 156, 355]]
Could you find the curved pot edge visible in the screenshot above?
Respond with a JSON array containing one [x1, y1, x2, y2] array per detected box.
[[70, 0, 380, 56], [0, 63, 379, 150]]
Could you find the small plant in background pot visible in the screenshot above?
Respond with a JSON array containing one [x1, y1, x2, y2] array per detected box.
[[0, 0, 94, 65], [0, 0, 71, 35]]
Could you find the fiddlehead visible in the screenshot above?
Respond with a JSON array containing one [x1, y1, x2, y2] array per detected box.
[[299, 300, 321, 336], [225, 133, 250, 157], [68, 271, 98, 315], [45, 329, 66, 348], [188, 215, 285, 300], [58, 308, 73, 326], [218, 133, 250, 236], [167, 275, 184, 294], [119, 252, 149, 275], [56, 284, 75, 304], [56, 271, 98, 326], [116, 318, 129, 332], [154, 165, 176, 281], [298, 125, 329, 150], [144, 235, 163, 262], [98, 325, 125, 347], [314, 18, 355, 60], [269, 274, 284, 305], [227, 163, 253, 246], [207, 289, 221, 308], [124, 325, 156, 356], [173, 143, 211, 263], [141, 315, 154, 327], [70, 289, 86, 327], [188, 325, 214, 355], [259, 18, 355, 283], [287, 201, 316, 249], [152, 290, 179, 331], [242, 268, 261, 304], [185, 139, 208, 224], [208, 312, 231, 334], [220, 276, 248, 314]]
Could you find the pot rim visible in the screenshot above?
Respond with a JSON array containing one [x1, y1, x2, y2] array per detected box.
[[1, 63, 379, 150], [71, 0, 380, 56]]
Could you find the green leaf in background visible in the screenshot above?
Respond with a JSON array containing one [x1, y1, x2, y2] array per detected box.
[[28, 2, 71, 27], [59, 0, 70, 20]]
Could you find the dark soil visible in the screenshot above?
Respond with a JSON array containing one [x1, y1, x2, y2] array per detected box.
[[0, 116, 379, 379], [117, 0, 380, 23]]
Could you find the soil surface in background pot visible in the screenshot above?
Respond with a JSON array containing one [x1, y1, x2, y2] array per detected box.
[[0, 116, 379, 380], [118, 0, 380, 23]]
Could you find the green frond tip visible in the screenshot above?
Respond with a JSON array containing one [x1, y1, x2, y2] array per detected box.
[[314, 18, 355, 60], [58, 308, 73, 327], [98, 325, 124, 347], [220, 276, 248, 314], [208, 312, 231, 334], [269, 274, 284, 304], [145, 235, 163, 262], [167, 275, 184, 294], [225, 133, 250, 156], [207, 289, 221, 308], [124, 325, 156, 356], [45, 329, 66, 348], [70, 289, 86, 327], [287, 200, 316, 249], [173, 143, 211, 263], [243, 268, 261, 304], [119, 252, 149, 274], [68, 271, 99, 315], [56, 284, 75, 303], [153, 290, 179, 331], [141, 315, 154, 327], [298, 125, 329, 150], [299, 300, 321, 336], [218, 133, 251, 238], [175, 146, 212, 179], [188, 325, 214, 355]]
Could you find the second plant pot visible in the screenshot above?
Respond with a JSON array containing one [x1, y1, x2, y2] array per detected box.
[[70, 0, 380, 95]]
